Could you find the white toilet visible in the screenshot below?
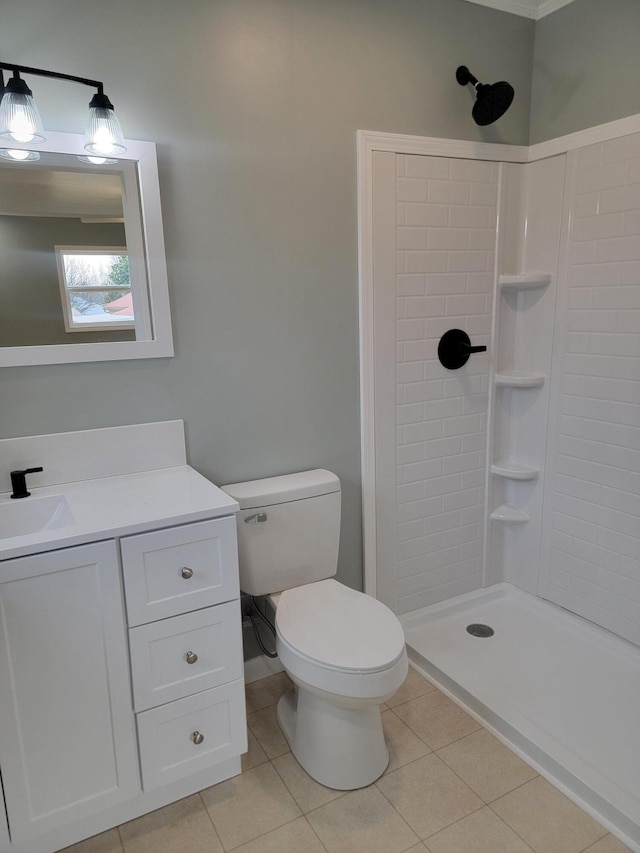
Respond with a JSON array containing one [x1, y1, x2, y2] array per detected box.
[[222, 469, 408, 790]]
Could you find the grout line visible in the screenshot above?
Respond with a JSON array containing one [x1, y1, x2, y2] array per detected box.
[[485, 799, 539, 852], [387, 705, 483, 753], [302, 814, 332, 853], [223, 816, 300, 852], [481, 805, 537, 852], [421, 800, 487, 844], [372, 778, 426, 848], [115, 825, 126, 853], [197, 791, 225, 851], [579, 834, 622, 853], [270, 754, 349, 816]]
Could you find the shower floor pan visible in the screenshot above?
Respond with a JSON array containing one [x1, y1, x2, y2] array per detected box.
[[401, 583, 640, 851]]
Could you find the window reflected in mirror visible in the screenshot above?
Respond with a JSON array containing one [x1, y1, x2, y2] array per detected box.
[[0, 152, 147, 347], [56, 247, 133, 333]]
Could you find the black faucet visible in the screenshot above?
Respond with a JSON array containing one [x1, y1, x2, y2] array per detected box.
[[10, 467, 44, 499]]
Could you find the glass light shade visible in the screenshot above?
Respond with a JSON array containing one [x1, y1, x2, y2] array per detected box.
[[0, 147, 40, 161], [0, 91, 45, 144], [84, 106, 126, 156], [77, 154, 119, 166]]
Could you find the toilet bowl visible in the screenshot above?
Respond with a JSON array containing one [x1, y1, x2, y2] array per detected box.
[[221, 469, 408, 789], [272, 579, 407, 789]]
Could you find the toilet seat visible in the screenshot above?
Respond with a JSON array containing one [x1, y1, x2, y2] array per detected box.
[[275, 579, 406, 673]]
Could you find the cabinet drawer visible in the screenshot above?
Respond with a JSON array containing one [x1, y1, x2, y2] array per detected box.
[[136, 680, 247, 791], [129, 601, 243, 712], [121, 518, 239, 626]]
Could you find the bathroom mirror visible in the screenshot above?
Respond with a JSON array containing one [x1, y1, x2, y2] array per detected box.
[[0, 131, 173, 366]]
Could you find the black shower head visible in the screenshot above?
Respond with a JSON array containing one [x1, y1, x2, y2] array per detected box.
[[456, 65, 514, 126]]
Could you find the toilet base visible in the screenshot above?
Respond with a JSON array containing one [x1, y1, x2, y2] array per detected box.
[[276, 686, 389, 790]]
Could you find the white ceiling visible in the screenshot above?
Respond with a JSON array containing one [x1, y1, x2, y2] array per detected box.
[[463, 0, 577, 19]]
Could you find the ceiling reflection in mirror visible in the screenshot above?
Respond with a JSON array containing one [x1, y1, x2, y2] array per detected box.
[[0, 152, 148, 347]]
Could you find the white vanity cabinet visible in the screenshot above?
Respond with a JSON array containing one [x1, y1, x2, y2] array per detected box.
[[0, 517, 245, 853], [121, 518, 246, 792], [0, 541, 140, 845]]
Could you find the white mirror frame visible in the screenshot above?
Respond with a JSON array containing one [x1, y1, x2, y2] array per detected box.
[[0, 131, 173, 366]]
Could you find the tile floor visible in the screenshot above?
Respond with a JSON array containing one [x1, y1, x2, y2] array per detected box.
[[60, 667, 631, 853]]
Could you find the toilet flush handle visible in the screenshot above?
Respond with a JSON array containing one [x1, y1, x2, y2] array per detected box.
[[245, 513, 267, 524]]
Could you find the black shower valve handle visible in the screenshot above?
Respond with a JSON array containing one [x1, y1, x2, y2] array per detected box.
[[438, 329, 487, 370]]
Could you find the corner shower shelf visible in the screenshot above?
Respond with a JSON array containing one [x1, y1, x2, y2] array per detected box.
[[491, 462, 539, 481], [490, 504, 530, 523], [494, 372, 545, 388], [499, 272, 551, 291]]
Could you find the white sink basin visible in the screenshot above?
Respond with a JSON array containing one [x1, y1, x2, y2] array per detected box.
[[0, 495, 75, 540]]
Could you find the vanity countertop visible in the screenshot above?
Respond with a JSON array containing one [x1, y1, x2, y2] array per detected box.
[[0, 465, 238, 562]]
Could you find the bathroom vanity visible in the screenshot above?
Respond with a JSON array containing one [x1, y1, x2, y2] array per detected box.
[[0, 422, 246, 853]]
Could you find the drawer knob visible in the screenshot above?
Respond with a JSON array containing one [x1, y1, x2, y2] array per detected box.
[[185, 651, 198, 665], [192, 731, 205, 745], [180, 567, 194, 580]]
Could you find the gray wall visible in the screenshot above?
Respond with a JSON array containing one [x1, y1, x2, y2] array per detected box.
[[1, 0, 534, 591], [530, 0, 640, 143]]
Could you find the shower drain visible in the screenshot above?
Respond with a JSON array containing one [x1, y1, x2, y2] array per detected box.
[[466, 623, 494, 638]]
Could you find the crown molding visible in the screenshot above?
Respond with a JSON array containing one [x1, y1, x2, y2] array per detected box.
[[462, 0, 577, 19]]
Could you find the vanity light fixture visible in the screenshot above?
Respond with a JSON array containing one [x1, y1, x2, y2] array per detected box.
[[0, 61, 126, 163]]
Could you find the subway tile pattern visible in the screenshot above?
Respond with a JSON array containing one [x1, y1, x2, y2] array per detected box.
[[394, 155, 496, 614], [547, 132, 640, 646]]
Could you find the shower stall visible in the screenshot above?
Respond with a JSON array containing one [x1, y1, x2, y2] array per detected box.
[[358, 120, 640, 850]]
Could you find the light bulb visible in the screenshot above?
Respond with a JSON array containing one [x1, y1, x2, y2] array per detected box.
[[91, 125, 117, 155], [0, 75, 45, 144], [8, 107, 38, 142]]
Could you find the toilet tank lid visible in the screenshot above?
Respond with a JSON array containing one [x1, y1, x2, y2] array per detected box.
[[221, 469, 340, 509]]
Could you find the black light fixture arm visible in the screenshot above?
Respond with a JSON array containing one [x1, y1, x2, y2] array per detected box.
[[0, 62, 105, 96]]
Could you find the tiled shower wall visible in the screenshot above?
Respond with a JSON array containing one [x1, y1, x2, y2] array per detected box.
[[544, 132, 640, 646], [394, 155, 497, 614]]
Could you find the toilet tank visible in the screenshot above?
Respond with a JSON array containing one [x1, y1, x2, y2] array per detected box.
[[221, 469, 341, 596]]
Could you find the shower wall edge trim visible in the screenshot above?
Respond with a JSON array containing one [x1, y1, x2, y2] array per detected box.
[[357, 111, 640, 599]]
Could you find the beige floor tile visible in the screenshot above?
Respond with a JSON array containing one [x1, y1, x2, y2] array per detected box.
[[436, 728, 537, 802], [377, 753, 483, 840], [307, 785, 420, 853], [244, 672, 292, 713], [392, 690, 481, 750], [490, 777, 608, 853], [58, 829, 124, 853], [231, 816, 326, 852], [200, 761, 301, 849], [119, 794, 222, 853], [273, 751, 346, 813], [247, 703, 290, 758], [241, 727, 269, 772], [583, 834, 634, 852], [423, 806, 534, 852], [387, 666, 438, 708], [382, 709, 431, 773]]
